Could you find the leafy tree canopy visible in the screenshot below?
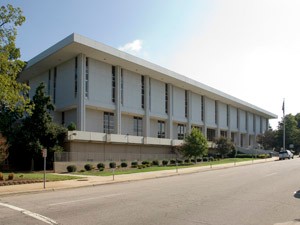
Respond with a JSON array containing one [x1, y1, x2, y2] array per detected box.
[[0, 4, 30, 114], [214, 136, 235, 158], [180, 128, 208, 159]]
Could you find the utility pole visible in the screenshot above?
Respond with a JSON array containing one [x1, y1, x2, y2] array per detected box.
[[282, 99, 285, 150]]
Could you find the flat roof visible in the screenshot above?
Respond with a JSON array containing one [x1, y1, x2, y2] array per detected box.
[[21, 33, 277, 119]]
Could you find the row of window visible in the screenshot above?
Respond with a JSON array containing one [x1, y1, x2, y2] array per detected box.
[[72, 60, 264, 132]]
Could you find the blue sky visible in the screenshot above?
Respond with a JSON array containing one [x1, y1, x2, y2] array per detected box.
[[4, 0, 300, 129]]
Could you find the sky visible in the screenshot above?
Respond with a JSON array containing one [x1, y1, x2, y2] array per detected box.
[[3, 0, 300, 129]]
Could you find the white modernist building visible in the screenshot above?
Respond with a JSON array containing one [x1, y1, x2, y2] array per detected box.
[[21, 33, 277, 158]]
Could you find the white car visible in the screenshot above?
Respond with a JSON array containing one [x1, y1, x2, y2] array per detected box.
[[279, 150, 294, 160]]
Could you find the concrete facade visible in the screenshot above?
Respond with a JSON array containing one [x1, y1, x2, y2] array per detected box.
[[21, 33, 277, 157]]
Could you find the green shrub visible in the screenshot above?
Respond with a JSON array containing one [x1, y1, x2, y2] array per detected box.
[[67, 122, 76, 131], [152, 160, 159, 166], [131, 161, 138, 168], [0, 172, 3, 181], [203, 157, 208, 162], [121, 162, 128, 168], [67, 165, 77, 172], [109, 162, 116, 168], [137, 165, 146, 169], [170, 159, 176, 164], [84, 164, 93, 171], [162, 160, 169, 166], [184, 159, 190, 163], [97, 163, 105, 170], [141, 160, 150, 165], [8, 173, 14, 180], [99, 167, 104, 171], [196, 158, 202, 162], [209, 156, 214, 161]]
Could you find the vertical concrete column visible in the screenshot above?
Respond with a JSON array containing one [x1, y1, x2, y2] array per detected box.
[[167, 84, 173, 139], [143, 76, 150, 137], [115, 66, 122, 134], [77, 54, 86, 131], [187, 91, 192, 134]]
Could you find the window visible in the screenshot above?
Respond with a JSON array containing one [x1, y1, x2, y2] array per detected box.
[[227, 105, 230, 127], [53, 67, 57, 104], [177, 124, 186, 140], [207, 128, 216, 141], [133, 117, 143, 136], [231, 132, 235, 142], [215, 101, 218, 124], [260, 117, 262, 133], [253, 116, 256, 132], [75, 57, 78, 97], [158, 120, 165, 138], [141, 75, 145, 108], [62, 112, 65, 125], [48, 69, 51, 95], [220, 130, 227, 138], [240, 134, 244, 146], [245, 112, 248, 131], [201, 96, 204, 121], [112, 66, 116, 103], [121, 69, 124, 105], [149, 78, 151, 110], [104, 112, 114, 134], [185, 90, 188, 118], [165, 84, 168, 114], [237, 109, 239, 129], [85, 57, 89, 98]]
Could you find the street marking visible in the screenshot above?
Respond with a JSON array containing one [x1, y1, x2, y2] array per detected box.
[[49, 193, 123, 206], [0, 202, 57, 224], [264, 172, 277, 177]]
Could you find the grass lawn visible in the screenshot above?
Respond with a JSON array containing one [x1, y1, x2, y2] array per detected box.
[[74, 157, 258, 176], [0, 172, 82, 182]]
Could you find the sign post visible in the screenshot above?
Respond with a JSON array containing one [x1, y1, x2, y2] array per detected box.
[[42, 148, 47, 189]]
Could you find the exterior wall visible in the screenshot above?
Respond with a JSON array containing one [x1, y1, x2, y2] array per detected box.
[[239, 110, 246, 133], [86, 108, 102, 132], [205, 97, 216, 128], [172, 86, 186, 122], [262, 117, 267, 132], [190, 92, 202, 125], [230, 106, 238, 132], [248, 113, 254, 134], [218, 102, 227, 130], [65, 109, 77, 127], [122, 69, 143, 114], [150, 119, 157, 138], [255, 115, 261, 134], [121, 114, 134, 135], [149, 78, 166, 117], [29, 71, 48, 98], [56, 59, 76, 109], [86, 58, 114, 110]]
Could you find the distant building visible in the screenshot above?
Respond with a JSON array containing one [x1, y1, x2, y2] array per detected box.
[[20, 33, 277, 158]]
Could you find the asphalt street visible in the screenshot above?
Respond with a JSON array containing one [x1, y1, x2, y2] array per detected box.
[[1, 158, 300, 225]]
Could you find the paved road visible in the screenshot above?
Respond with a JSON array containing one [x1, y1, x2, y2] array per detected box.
[[1, 159, 300, 225]]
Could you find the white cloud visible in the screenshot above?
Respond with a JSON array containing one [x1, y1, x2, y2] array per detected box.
[[118, 40, 143, 55]]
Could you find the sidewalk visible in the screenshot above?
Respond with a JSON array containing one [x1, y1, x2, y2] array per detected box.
[[0, 158, 278, 196]]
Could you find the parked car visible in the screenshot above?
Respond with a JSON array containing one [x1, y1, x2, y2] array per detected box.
[[279, 150, 294, 160]]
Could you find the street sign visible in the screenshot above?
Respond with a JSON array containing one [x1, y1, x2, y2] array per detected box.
[[42, 149, 47, 158]]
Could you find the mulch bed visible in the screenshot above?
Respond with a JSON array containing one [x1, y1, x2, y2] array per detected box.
[[0, 180, 43, 186]]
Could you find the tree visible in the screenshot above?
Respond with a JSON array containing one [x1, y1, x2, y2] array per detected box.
[[256, 128, 277, 150], [0, 133, 9, 165], [0, 4, 30, 114], [214, 136, 235, 158], [9, 83, 67, 170], [179, 128, 208, 160]]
